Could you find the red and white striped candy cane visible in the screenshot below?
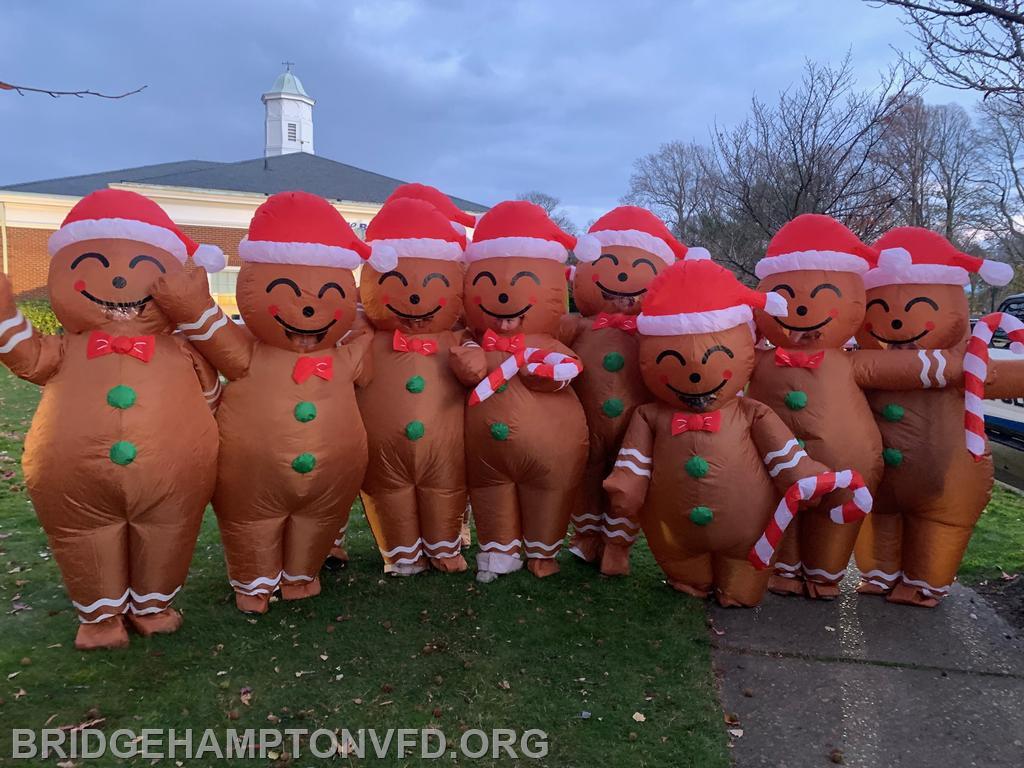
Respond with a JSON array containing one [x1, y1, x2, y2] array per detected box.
[[964, 312, 1024, 458], [748, 469, 872, 570], [469, 348, 583, 406]]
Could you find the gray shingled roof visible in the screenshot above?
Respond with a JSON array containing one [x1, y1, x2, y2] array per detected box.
[[2, 153, 487, 212]]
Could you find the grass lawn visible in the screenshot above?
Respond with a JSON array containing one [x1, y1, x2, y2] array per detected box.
[[0, 368, 728, 767], [960, 483, 1024, 582]]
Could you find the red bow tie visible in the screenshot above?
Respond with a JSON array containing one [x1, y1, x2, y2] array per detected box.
[[482, 329, 526, 354], [86, 331, 155, 363], [293, 355, 333, 384], [392, 329, 438, 356], [671, 411, 722, 435], [774, 348, 825, 369], [591, 312, 638, 334]]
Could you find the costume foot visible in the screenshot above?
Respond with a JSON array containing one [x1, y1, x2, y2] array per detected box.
[[527, 558, 560, 578], [323, 546, 349, 571], [856, 580, 891, 596], [887, 581, 940, 608], [716, 591, 763, 609], [599, 542, 631, 576], [280, 577, 321, 601], [430, 554, 468, 573], [767, 574, 806, 596], [235, 592, 270, 614], [476, 570, 500, 584], [568, 533, 602, 563], [386, 560, 429, 576], [127, 608, 183, 637], [804, 581, 841, 600], [75, 616, 130, 650], [667, 578, 710, 599]]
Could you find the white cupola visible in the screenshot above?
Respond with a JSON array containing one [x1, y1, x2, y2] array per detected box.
[[262, 63, 315, 157]]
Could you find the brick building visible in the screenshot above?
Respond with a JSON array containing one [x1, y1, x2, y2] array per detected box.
[[0, 67, 485, 313]]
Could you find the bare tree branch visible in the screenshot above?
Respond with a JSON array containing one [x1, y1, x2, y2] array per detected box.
[[0, 81, 147, 99]]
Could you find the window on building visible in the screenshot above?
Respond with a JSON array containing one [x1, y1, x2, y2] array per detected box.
[[287, 123, 298, 142], [207, 267, 241, 319]]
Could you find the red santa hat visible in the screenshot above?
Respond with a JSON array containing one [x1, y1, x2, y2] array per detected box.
[[365, 198, 465, 261], [238, 191, 397, 272], [574, 205, 689, 266], [464, 200, 577, 264], [48, 189, 225, 272], [865, 227, 1013, 289], [638, 252, 788, 335], [383, 183, 477, 230], [755, 213, 875, 280]]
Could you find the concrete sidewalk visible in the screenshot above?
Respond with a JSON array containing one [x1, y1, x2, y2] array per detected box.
[[710, 567, 1024, 767]]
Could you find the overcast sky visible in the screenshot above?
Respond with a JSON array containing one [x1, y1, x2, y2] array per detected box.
[[1, 0, 969, 227]]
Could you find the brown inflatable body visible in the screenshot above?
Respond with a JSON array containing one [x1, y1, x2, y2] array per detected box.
[[853, 230, 1024, 606], [0, 190, 220, 650], [154, 192, 374, 614], [563, 249, 656, 574], [603, 258, 829, 607], [451, 201, 587, 581], [356, 203, 470, 574]]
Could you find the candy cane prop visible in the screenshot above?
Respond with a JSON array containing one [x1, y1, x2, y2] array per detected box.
[[964, 312, 1024, 458], [748, 470, 872, 570], [469, 348, 583, 406]]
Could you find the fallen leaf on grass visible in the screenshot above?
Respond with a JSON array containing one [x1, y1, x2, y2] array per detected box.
[[728, 728, 744, 738], [723, 712, 740, 726], [632, 712, 646, 723], [498, 680, 511, 691], [240, 687, 253, 707], [13, 688, 26, 700], [352, 698, 363, 705]]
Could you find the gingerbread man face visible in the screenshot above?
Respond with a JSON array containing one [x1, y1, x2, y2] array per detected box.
[[464, 256, 567, 336], [860, 283, 968, 350], [48, 237, 182, 335], [755, 270, 865, 349], [236, 262, 358, 352], [572, 245, 662, 316], [639, 324, 754, 412], [360, 258, 464, 333]]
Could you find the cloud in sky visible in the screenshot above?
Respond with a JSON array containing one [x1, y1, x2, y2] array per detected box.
[[0, 0, 970, 226]]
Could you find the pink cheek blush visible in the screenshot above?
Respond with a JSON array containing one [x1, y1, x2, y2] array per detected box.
[[333, 309, 343, 320], [268, 304, 279, 316], [925, 321, 936, 331], [723, 370, 733, 380], [438, 297, 448, 307], [828, 308, 840, 318], [864, 322, 873, 332], [591, 273, 600, 283], [73, 280, 86, 292], [380, 293, 389, 303], [474, 296, 483, 305], [529, 295, 537, 304]]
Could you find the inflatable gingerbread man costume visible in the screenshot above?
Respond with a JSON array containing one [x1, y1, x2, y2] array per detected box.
[[854, 227, 1024, 606], [154, 191, 396, 613], [747, 214, 961, 598], [603, 255, 834, 606], [562, 206, 685, 575], [0, 189, 225, 649], [356, 195, 471, 575], [450, 201, 588, 582]]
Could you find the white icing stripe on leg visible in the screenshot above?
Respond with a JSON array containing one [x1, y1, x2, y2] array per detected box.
[[523, 539, 561, 552], [230, 573, 283, 590], [281, 571, 314, 583], [572, 513, 602, 523], [763, 438, 799, 465], [79, 607, 129, 624], [423, 537, 463, 552], [72, 589, 131, 614], [803, 566, 846, 580], [186, 313, 228, 342], [613, 459, 651, 477], [901, 576, 950, 593], [601, 528, 637, 542], [380, 539, 424, 557], [178, 304, 220, 331], [129, 604, 171, 616], [603, 515, 639, 529], [479, 539, 522, 553], [130, 586, 182, 604], [0, 321, 33, 354]]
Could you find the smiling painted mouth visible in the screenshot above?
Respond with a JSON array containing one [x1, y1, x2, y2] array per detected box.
[[595, 282, 647, 299], [273, 315, 337, 347], [775, 316, 833, 333], [481, 303, 531, 332], [80, 289, 152, 313], [386, 304, 441, 321], [869, 329, 930, 347], [666, 379, 728, 410]]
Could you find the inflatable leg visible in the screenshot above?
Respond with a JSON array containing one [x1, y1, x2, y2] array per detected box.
[[471, 482, 523, 581], [713, 554, 772, 608], [418, 486, 468, 573], [40, 513, 131, 649], [520, 482, 574, 578], [363, 487, 429, 575], [217, 512, 285, 614], [853, 498, 903, 596], [767, 521, 804, 596], [799, 503, 865, 599], [126, 498, 204, 636], [568, 455, 607, 564], [890, 513, 976, 607], [328, 520, 349, 564], [658, 551, 714, 598], [281, 501, 351, 600], [599, 510, 641, 577]]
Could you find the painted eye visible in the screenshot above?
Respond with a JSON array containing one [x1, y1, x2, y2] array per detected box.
[[771, 283, 796, 298], [655, 349, 686, 366], [866, 298, 890, 312], [266, 277, 301, 296], [510, 270, 541, 286], [701, 345, 734, 363], [129, 254, 166, 273], [71, 252, 109, 270], [595, 253, 619, 266], [378, 270, 408, 287], [810, 283, 841, 298], [318, 282, 345, 299], [471, 270, 498, 286], [905, 297, 939, 311], [631, 257, 658, 274], [423, 272, 450, 287]]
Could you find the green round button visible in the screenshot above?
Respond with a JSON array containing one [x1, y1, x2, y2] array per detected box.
[[685, 455, 709, 478], [490, 422, 510, 441], [496, 383, 508, 393], [603, 352, 625, 372], [882, 403, 905, 423], [106, 385, 136, 409], [292, 453, 316, 474], [602, 397, 624, 418], [784, 391, 808, 411], [406, 375, 425, 394], [882, 447, 903, 467], [109, 441, 137, 466], [689, 506, 713, 526], [294, 401, 317, 422], [405, 420, 425, 441]]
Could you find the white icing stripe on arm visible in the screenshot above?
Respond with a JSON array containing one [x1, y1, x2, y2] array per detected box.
[[917, 350, 932, 388], [186, 313, 228, 342], [0, 310, 25, 336], [614, 459, 651, 477], [763, 438, 799, 465], [618, 448, 652, 464], [932, 350, 946, 387], [768, 450, 808, 477], [178, 304, 220, 331], [0, 320, 33, 354]]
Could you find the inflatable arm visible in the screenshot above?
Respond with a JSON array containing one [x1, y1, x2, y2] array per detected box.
[[175, 336, 223, 410], [0, 273, 64, 385], [603, 406, 654, 520], [852, 347, 963, 391], [749, 403, 830, 492], [983, 358, 1024, 400], [519, 338, 582, 393], [152, 271, 253, 381], [449, 338, 488, 387], [339, 329, 374, 388], [558, 313, 587, 346]]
